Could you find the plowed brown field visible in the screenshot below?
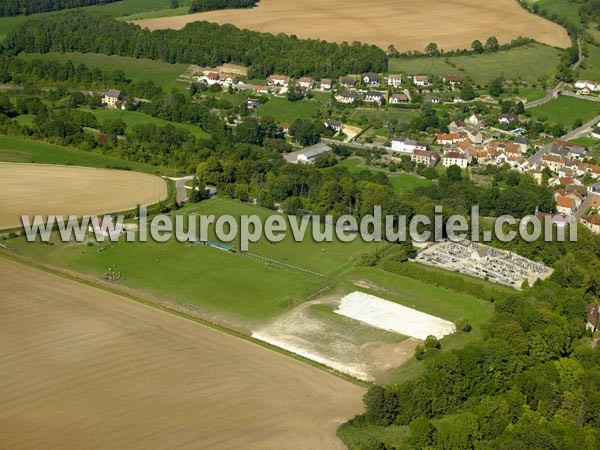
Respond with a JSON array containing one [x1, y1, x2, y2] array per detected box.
[[132, 0, 570, 52], [0, 258, 364, 449], [0, 163, 167, 230]]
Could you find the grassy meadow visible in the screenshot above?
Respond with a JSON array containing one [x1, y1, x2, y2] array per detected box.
[[18, 52, 190, 93], [528, 96, 600, 127], [389, 44, 561, 84], [0, 134, 172, 174]]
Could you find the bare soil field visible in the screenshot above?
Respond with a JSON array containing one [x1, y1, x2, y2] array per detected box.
[[132, 0, 570, 52], [0, 258, 365, 449], [253, 297, 420, 382], [0, 163, 167, 230]]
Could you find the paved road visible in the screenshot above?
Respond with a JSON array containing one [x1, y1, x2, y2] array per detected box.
[[528, 113, 600, 164]]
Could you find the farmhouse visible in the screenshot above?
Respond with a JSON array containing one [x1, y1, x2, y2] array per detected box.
[[335, 89, 358, 103], [297, 77, 315, 89], [320, 78, 333, 90], [324, 119, 344, 132], [364, 91, 386, 104], [443, 151, 468, 168], [389, 93, 409, 104], [412, 150, 440, 167], [386, 74, 403, 87], [268, 74, 291, 86], [591, 128, 600, 139], [413, 75, 429, 87], [102, 89, 123, 108], [363, 73, 380, 86], [219, 74, 239, 85]]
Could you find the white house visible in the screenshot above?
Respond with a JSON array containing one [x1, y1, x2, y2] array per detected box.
[[443, 151, 468, 168], [335, 89, 358, 103], [391, 137, 426, 155], [102, 89, 123, 108], [364, 91, 386, 104], [268, 74, 291, 86], [297, 77, 315, 89], [324, 119, 344, 132], [591, 128, 600, 139], [320, 78, 333, 90], [363, 73, 380, 86], [387, 74, 403, 87], [389, 93, 409, 104], [295, 143, 332, 164], [575, 80, 598, 92], [413, 76, 429, 87]]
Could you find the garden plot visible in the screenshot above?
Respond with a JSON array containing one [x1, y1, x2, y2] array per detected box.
[[335, 291, 456, 340]]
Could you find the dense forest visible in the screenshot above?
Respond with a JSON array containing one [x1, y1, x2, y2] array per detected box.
[[1, 11, 388, 79], [189, 0, 258, 13], [0, 0, 119, 17]]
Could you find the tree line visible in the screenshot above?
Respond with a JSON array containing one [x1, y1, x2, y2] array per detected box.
[[0, 0, 119, 17], [2, 11, 388, 79], [189, 0, 258, 13]]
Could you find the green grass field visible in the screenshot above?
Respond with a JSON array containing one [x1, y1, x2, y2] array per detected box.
[[19, 52, 190, 93], [6, 235, 325, 323], [528, 0, 581, 28], [178, 198, 374, 276], [579, 45, 600, 82], [336, 158, 434, 193], [257, 96, 325, 123], [528, 96, 600, 127], [389, 44, 561, 84], [570, 137, 600, 148], [82, 107, 211, 140], [0, 134, 173, 174]]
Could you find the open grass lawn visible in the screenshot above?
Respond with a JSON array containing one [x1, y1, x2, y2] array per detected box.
[[342, 267, 493, 330], [83, 107, 211, 140], [18, 52, 189, 93], [389, 44, 561, 84], [0, 134, 172, 174], [179, 198, 374, 276], [528, 0, 581, 28], [507, 87, 548, 102], [579, 45, 600, 82], [7, 235, 325, 323], [336, 158, 433, 193], [570, 137, 600, 148], [528, 96, 600, 127], [257, 96, 324, 123], [348, 107, 418, 125]]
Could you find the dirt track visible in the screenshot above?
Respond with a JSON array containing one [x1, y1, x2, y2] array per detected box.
[[0, 258, 364, 449], [0, 163, 168, 230], [132, 0, 570, 52]]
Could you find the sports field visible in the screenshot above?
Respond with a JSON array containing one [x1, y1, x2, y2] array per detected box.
[[389, 44, 561, 84], [0, 258, 364, 449], [0, 163, 167, 230], [528, 96, 600, 127], [132, 0, 570, 52]]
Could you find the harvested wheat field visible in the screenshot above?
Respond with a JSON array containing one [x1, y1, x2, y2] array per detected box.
[[0, 258, 365, 449], [0, 163, 167, 229], [133, 0, 570, 52]]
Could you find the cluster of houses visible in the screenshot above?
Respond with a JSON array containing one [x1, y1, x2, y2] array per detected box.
[[197, 71, 240, 87]]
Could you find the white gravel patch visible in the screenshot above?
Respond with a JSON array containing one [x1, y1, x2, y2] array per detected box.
[[335, 291, 456, 340], [252, 332, 372, 380]]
